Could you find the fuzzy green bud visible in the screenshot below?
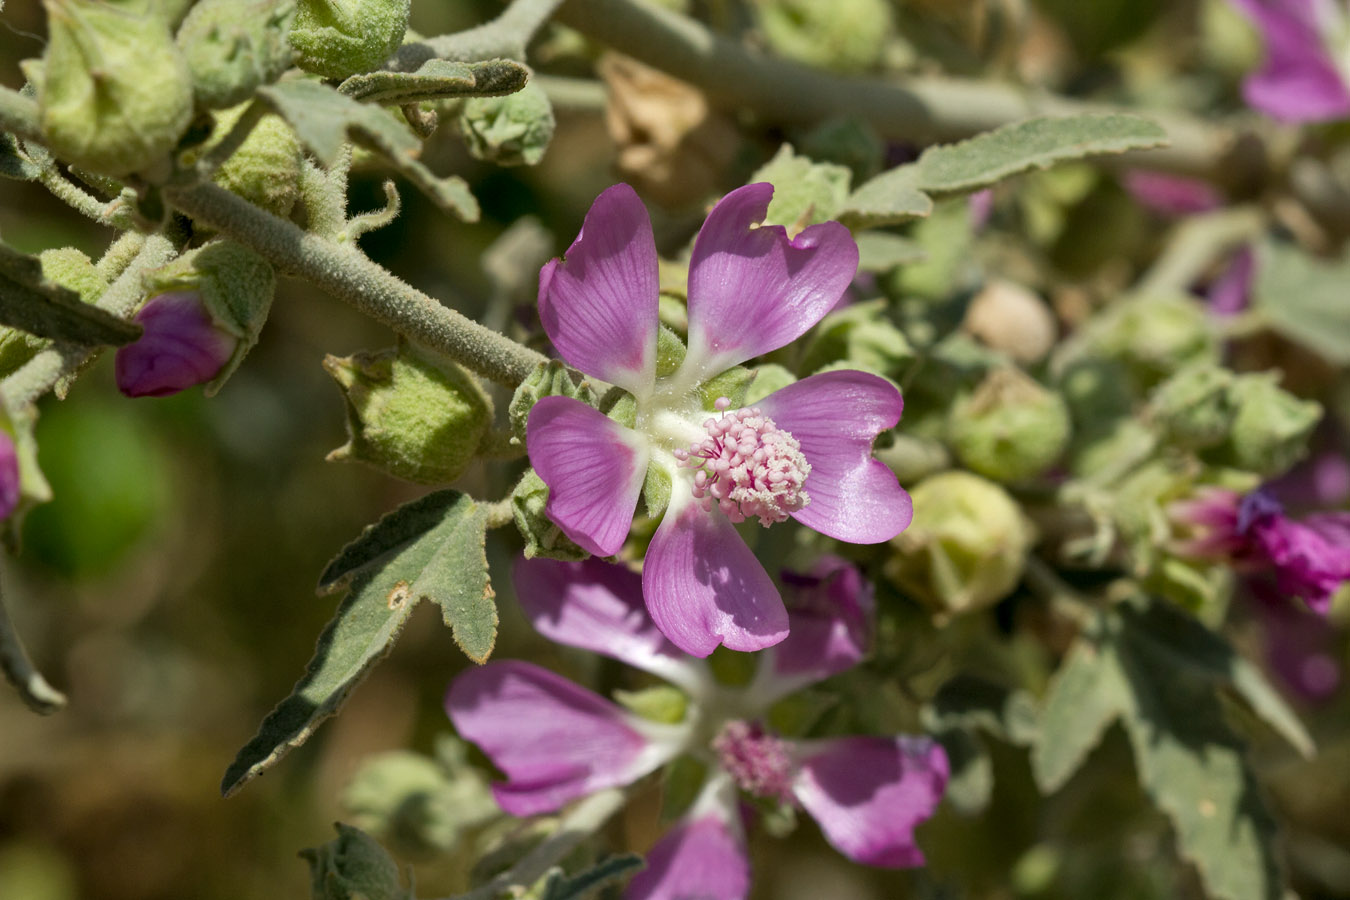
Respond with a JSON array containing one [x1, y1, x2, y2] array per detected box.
[[751, 144, 851, 229], [141, 240, 274, 395], [289, 0, 410, 79], [301, 824, 412, 900], [39, 0, 194, 178], [511, 468, 588, 561], [753, 0, 891, 72], [207, 106, 302, 217], [947, 368, 1072, 483], [177, 0, 297, 109], [456, 82, 555, 167], [1210, 374, 1321, 477], [1076, 293, 1217, 389], [325, 344, 492, 484], [1147, 365, 1235, 450], [885, 471, 1035, 617]]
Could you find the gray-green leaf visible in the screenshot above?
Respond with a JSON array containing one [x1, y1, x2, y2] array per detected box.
[[1251, 239, 1350, 366], [339, 58, 529, 104], [221, 490, 495, 797], [1031, 631, 1131, 794], [258, 78, 478, 221], [538, 854, 645, 900], [0, 244, 141, 346], [0, 133, 40, 180]]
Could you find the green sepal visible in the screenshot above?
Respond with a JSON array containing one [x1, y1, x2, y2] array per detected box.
[[456, 81, 555, 167], [289, 0, 410, 80], [656, 324, 687, 377], [1203, 373, 1321, 478], [508, 359, 600, 444], [600, 388, 637, 429], [511, 468, 589, 562], [613, 684, 688, 724], [642, 463, 672, 520], [176, 0, 297, 109], [204, 105, 303, 218], [697, 366, 755, 410]]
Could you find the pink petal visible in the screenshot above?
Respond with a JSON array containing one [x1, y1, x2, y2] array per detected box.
[[766, 557, 875, 692], [538, 183, 659, 396], [446, 661, 663, 816], [1230, 0, 1350, 121], [642, 498, 788, 657], [625, 810, 750, 900], [684, 183, 858, 377], [115, 292, 235, 398], [792, 736, 949, 868], [513, 556, 708, 690], [0, 431, 18, 520], [756, 370, 911, 543], [527, 396, 649, 557]]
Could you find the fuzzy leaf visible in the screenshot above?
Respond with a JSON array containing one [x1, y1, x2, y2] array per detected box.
[[0, 133, 40, 180], [1115, 614, 1284, 900], [222, 491, 495, 797], [1251, 240, 1350, 366], [838, 175, 932, 229], [257, 78, 478, 221], [0, 244, 140, 346], [538, 854, 645, 900], [1031, 631, 1131, 794], [339, 57, 529, 104]]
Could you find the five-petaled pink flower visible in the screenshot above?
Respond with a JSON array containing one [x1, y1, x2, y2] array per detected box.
[[446, 557, 949, 900], [526, 183, 912, 657]]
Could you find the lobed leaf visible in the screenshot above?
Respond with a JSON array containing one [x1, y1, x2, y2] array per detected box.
[[222, 490, 495, 797], [0, 244, 141, 346], [339, 58, 529, 104], [1030, 630, 1131, 794], [257, 79, 479, 221]]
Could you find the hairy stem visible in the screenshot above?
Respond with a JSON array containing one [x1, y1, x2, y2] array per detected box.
[[392, 0, 566, 70], [0, 571, 67, 714], [36, 165, 134, 229], [164, 182, 546, 386]]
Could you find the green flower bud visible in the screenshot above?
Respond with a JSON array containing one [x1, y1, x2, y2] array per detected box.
[[753, 0, 891, 72], [325, 344, 493, 484], [1208, 373, 1321, 477], [289, 0, 410, 79], [342, 744, 497, 857], [141, 240, 275, 395], [511, 468, 589, 561], [1070, 293, 1217, 389], [39, 0, 194, 178], [176, 0, 297, 109], [947, 368, 1072, 483], [456, 82, 555, 167], [750, 144, 851, 229], [300, 823, 413, 900], [0, 249, 108, 378], [797, 116, 884, 183], [885, 471, 1035, 617], [1147, 365, 1235, 450], [508, 360, 599, 445], [207, 106, 302, 217]]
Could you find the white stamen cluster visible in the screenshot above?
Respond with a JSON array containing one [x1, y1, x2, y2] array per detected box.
[[673, 398, 810, 526]]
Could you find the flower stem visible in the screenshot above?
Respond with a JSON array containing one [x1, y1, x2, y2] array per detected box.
[[164, 181, 547, 387], [391, 0, 566, 70], [0, 572, 67, 714]]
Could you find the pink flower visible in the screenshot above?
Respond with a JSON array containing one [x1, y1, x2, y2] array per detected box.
[[115, 292, 236, 398], [0, 429, 19, 520], [445, 557, 948, 898], [1122, 171, 1224, 218], [1172, 487, 1350, 614], [1228, 0, 1350, 122], [526, 183, 911, 656]]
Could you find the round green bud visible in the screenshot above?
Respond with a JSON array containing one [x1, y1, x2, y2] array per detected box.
[[39, 0, 194, 178], [1147, 365, 1235, 450], [753, 0, 891, 72], [1211, 373, 1321, 478], [177, 0, 297, 109], [1085, 293, 1217, 388], [456, 82, 555, 167], [301, 824, 412, 900], [207, 106, 302, 217], [289, 0, 410, 80], [142, 240, 275, 395], [325, 344, 493, 484], [885, 471, 1035, 617], [947, 367, 1072, 483]]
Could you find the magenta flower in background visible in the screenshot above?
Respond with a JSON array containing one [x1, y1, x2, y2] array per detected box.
[[1228, 0, 1350, 121], [526, 183, 911, 657], [446, 557, 948, 899], [1248, 581, 1343, 703], [1172, 487, 1350, 614], [1122, 171, 1224, 218], [0, 429, 19, 520], [115, 292, 236, 398], [1206, 245, 1257, 317]]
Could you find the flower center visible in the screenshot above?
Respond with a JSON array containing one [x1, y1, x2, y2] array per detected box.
[[672, 398, 810, 526], [711, 720, 794, 800]]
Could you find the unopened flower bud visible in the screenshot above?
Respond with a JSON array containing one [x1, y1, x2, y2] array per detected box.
[[39, 0, 194, 177], [947, 367, 1072, 483], [1148, 365, 1235, 450], [754, 0, 891, 72], [456, 82, 555, 167], [1083, 294, 1217, 388], [289, 0, 410, 80], [177, 0, 297, 110], [123, 240, 275, 396], [207, 105, 302, 217], [963, 280, 1057, 364], [300, 823, 412, 900], [325, 345, 492, 484], [1211, 374, 1322, 478], [885, 471, 1035, 617], [115, 292, 236, 397]]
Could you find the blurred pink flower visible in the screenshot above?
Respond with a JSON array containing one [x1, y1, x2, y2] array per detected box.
[[1229, 0, 1350, 121]]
